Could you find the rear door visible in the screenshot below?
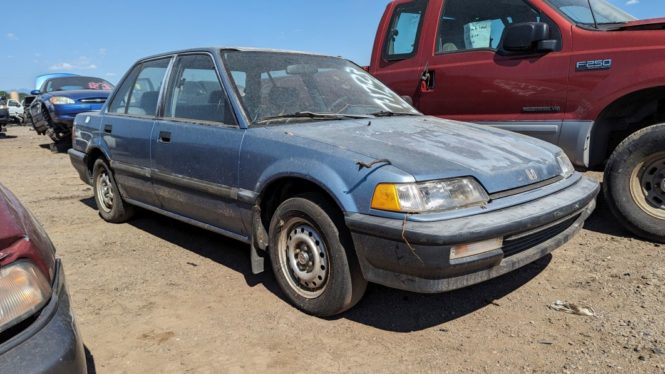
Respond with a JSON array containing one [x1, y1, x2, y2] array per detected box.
[[419, 0, 570, 143], [102, 57, 172, 207], [151, 53, 245, 237]]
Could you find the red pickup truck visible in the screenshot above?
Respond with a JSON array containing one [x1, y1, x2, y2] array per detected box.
[[368, 0, 665, 243]]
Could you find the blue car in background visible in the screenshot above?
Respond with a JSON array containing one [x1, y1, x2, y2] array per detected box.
[[29, 75, 113, 151], [69, 48, 599, 316]]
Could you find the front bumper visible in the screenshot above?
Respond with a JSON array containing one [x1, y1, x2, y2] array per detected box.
[[0, 260, 87, 373], [345, 176, 599, 293]]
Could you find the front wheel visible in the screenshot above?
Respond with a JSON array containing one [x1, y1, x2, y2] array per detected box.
[[269, 194, 367, 316], [604, 124, 665, 243], [92, 159, 134, 223]]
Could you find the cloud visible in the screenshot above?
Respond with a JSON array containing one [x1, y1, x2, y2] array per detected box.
[[48, 56, 99, 71], [626, 0, 639, 4], [6, 33, 17, 40], [48, 62, 97, 71]]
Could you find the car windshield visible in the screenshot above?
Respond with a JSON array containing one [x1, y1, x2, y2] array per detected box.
[[221, 50, 419, 125], [44, 77, 114, 93], [546, 0, 637, 26]]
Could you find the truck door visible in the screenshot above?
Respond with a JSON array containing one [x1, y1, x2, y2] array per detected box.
[[417, 0, 569, 144], [151, 53, 246, 238], [369, 0, 434, 101]]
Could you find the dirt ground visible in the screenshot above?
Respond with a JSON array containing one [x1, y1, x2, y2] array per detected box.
[[0, 126, 663, 373]]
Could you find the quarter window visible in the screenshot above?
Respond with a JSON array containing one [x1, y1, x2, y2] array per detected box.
[[384, 0, 427, 60], [436, 0, 560, 54], [164, 54, 236, 125]]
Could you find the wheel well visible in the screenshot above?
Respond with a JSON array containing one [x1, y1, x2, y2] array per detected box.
[[257, 178, 343, 238], [86, 148, 106, 177], [590, 87, 665, 169]]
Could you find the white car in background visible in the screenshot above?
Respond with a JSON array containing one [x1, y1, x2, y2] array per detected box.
[[7, 99, 23, 124]]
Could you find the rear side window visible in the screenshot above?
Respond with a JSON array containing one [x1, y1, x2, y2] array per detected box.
[[383, 0, 427, 61], [436, 0, 560, 54], [164, 54, 236, 125], [108, 58, 170, 116]]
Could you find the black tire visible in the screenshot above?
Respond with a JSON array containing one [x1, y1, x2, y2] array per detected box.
[[268, 193, 367, 316], [604, 124, 665, 243], [31, 104, 50, 135], [92, 159, 134, 223]]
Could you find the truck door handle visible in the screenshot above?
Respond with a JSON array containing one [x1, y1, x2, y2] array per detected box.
[[103, 124, 112, 134], [158, 131, 171, 143]]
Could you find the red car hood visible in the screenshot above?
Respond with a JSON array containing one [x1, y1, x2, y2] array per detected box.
[[618, 18, 665, 30]]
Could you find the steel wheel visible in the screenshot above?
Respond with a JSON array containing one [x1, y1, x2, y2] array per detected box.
[[95, 168, 114, 213], [277, 217, 330, 298], [630, 151, 665, 220]]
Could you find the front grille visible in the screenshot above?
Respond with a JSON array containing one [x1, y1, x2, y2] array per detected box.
[[502, 214, 580, 257], [79, 98, 106, 103]]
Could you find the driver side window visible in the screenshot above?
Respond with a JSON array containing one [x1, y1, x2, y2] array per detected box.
[[436, 0, 559, 54]]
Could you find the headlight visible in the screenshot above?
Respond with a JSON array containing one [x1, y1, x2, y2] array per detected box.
[[556, 153, 574, 178], [371, 178, 489, 213], [0, 261, 52, 334], [49, 96, 75, 105]]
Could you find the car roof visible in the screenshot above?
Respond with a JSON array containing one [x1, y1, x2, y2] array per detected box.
[[136, 47, 331, 63]]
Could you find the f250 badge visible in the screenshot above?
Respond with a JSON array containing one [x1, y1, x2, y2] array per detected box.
[[576, 59, 612, 72]]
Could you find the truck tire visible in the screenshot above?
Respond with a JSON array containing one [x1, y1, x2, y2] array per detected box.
[[268, 193, 367, 316], [604, 124, 665, 243]]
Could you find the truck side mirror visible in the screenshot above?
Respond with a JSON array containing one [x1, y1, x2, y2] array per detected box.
[[30, 90, 41, 96], [499, 22, 557, 55]]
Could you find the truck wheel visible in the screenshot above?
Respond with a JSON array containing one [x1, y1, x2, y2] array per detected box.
[[92, 159, 134, 223], [268, 194, 367, 316], [604, 124, 665, 243]]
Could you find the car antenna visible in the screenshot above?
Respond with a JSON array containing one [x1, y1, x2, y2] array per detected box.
[[587, 0, 598, 29]]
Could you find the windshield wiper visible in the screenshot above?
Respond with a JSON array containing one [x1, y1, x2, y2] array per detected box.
[[256, 111, 372, 124], [370, 110, 419, 117]]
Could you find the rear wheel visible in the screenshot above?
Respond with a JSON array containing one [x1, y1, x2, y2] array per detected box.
[[268, 194, 367, 316], [92, 159, 134, 223], [604, 124, 665, 243]]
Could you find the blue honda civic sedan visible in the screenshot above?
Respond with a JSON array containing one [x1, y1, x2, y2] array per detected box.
[[68, 48, 599, 316]]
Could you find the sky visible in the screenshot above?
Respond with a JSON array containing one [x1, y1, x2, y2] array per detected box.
[[0, 0, 660, 91]]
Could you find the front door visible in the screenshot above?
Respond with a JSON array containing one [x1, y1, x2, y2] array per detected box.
[[151, 54, 246, 237], [419, 0, 570, 143], [103, 57, 172, 207]]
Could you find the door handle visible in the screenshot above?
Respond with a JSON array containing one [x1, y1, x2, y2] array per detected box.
[[158, 131, 171, 143], [103, 124, 112, 134]]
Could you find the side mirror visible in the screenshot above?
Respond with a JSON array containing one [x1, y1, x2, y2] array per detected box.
[[30, 90, 41, 95], [499, 22, 557, 55], [401, 95, 414, 106]]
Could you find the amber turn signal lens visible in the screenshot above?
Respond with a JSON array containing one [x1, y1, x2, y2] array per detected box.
[[371, 184, 401, 212]]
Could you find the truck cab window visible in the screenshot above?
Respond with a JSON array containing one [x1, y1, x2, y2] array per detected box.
[[384, 0, 427, 60], [437, 0, 559, 54]]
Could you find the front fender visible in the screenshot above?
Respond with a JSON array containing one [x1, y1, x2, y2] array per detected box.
[[253, 158, 358, 213]]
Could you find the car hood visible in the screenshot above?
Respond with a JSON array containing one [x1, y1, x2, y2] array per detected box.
[[279, 117, 563, 194], [617, 17, 665, 31], [43, 90, 111, 100]]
